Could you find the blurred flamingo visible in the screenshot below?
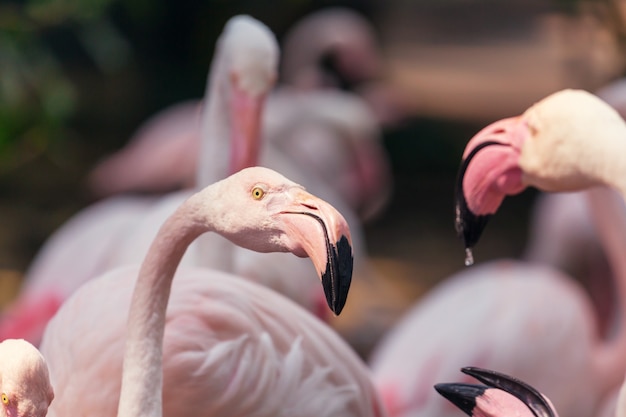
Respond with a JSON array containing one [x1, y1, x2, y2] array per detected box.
[[0, 339, 54, 417], [280, 6, 406, 126], [369, 90, 626, 417], [40, 166, 387, 417]]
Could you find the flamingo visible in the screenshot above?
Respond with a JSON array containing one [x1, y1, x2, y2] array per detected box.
[[279, 7, 381, 91], [0, 14, 279, 345], [435, 367, 559, 417], [279, 7, 405, 126], [368, 90, 626, 417], [39, 166, 387, 417], [0, 339, 54, 417]]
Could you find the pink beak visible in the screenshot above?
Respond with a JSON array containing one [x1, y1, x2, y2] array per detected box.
[[455, 116, 528, 254], [279, 187, 354, 316]]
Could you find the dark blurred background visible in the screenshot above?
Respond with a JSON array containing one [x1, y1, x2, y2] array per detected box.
[[1, 0, 625, 344]]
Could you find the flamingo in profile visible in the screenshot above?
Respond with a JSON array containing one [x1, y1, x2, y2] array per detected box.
[[0, 15, 279, 345], [40, 166, 387, 417], [435, 367, 559, 417], [369, 90, 626, 417], [0, 339, 54, 417]]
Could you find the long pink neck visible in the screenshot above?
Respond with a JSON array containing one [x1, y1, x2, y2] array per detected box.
[[586, 187, 626, 395], [116, 194, 213, 417]]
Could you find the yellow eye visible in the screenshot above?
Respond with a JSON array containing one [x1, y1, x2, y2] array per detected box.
[[1, 393, 8, 404], [252, 186, 265, 200]]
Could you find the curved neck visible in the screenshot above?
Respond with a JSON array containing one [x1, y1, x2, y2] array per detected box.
[[587, 186, 626, 392], [116, 192, 216, 417]]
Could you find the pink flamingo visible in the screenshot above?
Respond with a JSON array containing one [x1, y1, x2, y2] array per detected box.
[[0, 339, 54, 417], [0, 15, 279, 345], [369, 90, 626, 417], [280, 7, 405, 127], [280, 7, 381, 90], [435, 367, 559, 417], [39, 166, 387, 417]]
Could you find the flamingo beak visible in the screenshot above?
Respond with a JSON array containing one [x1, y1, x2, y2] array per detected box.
[[280, 188, 354, 316], [455, 116, 528, 255], [229, 86, 265, 173], [435, 367, 558, 417], [434, 383, 486, 416]]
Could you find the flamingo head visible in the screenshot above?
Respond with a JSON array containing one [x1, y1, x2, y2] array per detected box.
[[455, 89, 626, 255], [0, 339, 54, 417], [197, 166, 354, 315]]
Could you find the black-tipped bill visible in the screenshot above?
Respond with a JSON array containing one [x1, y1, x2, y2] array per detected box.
[[435, 383, 486, 416], [454, 141, 508, 251], [321, 235, 353, 315], [461, 367, 557, 417]]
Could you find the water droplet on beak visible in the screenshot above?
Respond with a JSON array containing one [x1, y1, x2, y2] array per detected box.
[[464, 248, 474, 266]]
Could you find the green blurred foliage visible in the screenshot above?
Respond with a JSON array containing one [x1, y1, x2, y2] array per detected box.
[[0, 0, 124, 170]]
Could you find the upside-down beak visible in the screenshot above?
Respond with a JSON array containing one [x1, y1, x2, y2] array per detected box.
[[230, 86, 265, 173], [280, 188, 354, 316], [434, 383, 486, 416], [455, 116, 528, 255], [435, 367, 557, 417]]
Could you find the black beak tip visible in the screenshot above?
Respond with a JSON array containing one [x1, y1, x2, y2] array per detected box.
[[454, 170, 492, 253], [460, 367, 557, 417], [454, 198, 491, 252], [454, 141, 509, 253], [321, 235, 353, 315], [434, 383, 485, 416]]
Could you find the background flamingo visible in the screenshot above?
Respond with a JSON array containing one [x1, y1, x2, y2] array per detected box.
[[368, 90, 626, 417], [40, 166, 387, 417], [0, 14, 279, 345]]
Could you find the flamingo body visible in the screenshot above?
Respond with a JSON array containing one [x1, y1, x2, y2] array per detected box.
[[40, 166, 385, 417], [370, 260, 598, 417], [41, 266, 384, 417]]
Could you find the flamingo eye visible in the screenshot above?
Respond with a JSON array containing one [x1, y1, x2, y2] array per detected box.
[[1, 393, 8, 404], [252, 186, 265, 200]]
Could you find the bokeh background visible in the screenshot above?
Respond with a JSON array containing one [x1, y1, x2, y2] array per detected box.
[[2, 0, 625, 356]]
